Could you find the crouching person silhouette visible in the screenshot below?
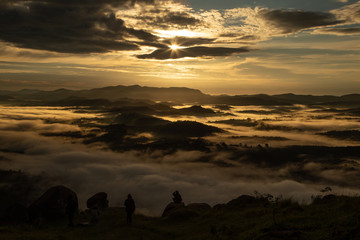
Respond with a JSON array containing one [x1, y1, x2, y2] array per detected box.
[[172, 190, 182, 204], [124, 194, 135, 225]]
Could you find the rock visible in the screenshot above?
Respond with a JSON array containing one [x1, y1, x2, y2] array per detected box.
[[28, 185, 78, 223], [187, 203, 211, 210], [162, 202, 211, 219], [226, 195, 259, 208], [166, 208, 198, 221], [162, 202, 185, 217], [312, 194, 338, 205], [322, 194, 337, 201], [86, 192, 109, 209]]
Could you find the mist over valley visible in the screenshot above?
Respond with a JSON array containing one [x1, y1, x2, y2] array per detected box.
[[1, 85, 360, 216]]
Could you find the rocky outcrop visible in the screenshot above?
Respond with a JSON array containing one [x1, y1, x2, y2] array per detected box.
[[213, 195, 269, 210], [187, 203, 211, 210], [162, 202, 185, 217], [226, 194, 269, 209], [28, 185, 78, 223], [162, 202, 211, 219], [227, 195, 257, 206], [166, 208, 199, 221], [87, 192, 109, 209]]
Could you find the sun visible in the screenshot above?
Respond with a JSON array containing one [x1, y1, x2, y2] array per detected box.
[[169, 44, 184, 50]]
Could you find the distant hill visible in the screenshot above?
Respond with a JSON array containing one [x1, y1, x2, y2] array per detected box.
[[0, 85, 359, 106], [272, 93, 339, 104]]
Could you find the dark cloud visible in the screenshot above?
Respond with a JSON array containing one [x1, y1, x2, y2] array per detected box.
[[161, 12, 200, 26], [220, 34, 259, 41], [126, 28, 158, 42], [162, 37, 215, 47], [237, 35, 260, 41], [317, 27, 360, 35], [259, 9, 344, 33], [123, 9, 203, 30], [0, 0, 155, 7], [0, 0, 158, 53], [219, 33, 238, 38], [137, 46, 250, 60], [137, 36, 216, 51]]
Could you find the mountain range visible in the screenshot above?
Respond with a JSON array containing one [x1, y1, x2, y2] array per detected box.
[[0, 85, 359, 106]]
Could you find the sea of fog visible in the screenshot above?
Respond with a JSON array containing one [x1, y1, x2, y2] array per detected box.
[[1, 105, 360, 216]]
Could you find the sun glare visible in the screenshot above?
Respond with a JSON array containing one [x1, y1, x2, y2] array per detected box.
[[169, 44, 184, 50]]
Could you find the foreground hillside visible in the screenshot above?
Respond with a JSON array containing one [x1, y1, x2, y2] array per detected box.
[[2, 195, 360, 240]]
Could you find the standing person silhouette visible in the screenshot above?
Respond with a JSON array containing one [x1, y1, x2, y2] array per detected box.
[[65, 196, 77, 227], [124, 194, 135, 225], [90, 205, 100, 224]]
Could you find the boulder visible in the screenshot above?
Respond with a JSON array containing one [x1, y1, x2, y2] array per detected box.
[[162, 202, 185, 217], [166, 208, 198, 221], [312, 194, 338, 205], [322, 194, 337, 201], [187, 203, 211, 210], [226, 195, 259, 208], [87, 192, 109, 209], [28, 185, 78, 223]]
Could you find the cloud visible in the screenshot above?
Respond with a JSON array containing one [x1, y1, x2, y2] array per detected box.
[[0, 119, 80, 133], [2, 0, 356, 56], [2, 105, 360, 215], [0, 130, 323, 215], [0, 0, 158, 53], [158, 11, 201, 26], [115, 1, 205, 31], [137, 46, 250, 60], [259, 9, 344, 34], [2, 129, 359, 215], [331, 1, 360, 23], [315, 27, 360, 35]]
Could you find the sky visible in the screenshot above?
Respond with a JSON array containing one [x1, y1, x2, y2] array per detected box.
[[0, 0, 359, 95]]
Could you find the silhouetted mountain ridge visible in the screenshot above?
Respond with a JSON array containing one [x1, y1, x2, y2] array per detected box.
[[0, 85, 359, 106]]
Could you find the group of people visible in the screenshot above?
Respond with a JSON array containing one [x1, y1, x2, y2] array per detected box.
[[66, 191, 182, 226]]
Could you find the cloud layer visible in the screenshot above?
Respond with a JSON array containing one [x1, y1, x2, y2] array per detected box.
[[259, 10, 344, 33], [0, 0, 158, 53], [137, 46, 250, 59], [1, 0, 359, 59], [1, 105, 360, 215]]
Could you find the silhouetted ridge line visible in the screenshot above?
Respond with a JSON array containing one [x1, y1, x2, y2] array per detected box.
[[0, 85, 359, 106]]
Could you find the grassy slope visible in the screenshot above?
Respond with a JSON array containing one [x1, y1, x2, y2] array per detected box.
[[2, 196, 360, 240]]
